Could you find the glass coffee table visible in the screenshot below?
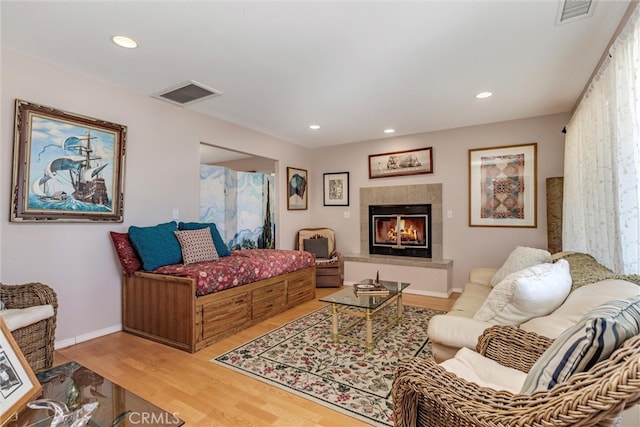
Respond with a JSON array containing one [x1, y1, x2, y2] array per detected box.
[[319, 279, 410, 352], [9, 361, 184, 426]]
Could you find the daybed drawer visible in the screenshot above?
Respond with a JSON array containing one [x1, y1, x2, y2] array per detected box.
[[287, 276, 315, 306], [201, 293, 250, 339], [253, 282, 286, 302], [252, 294, 286, 319]]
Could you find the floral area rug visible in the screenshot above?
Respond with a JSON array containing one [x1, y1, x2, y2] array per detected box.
[[212, 304, 445, 426]]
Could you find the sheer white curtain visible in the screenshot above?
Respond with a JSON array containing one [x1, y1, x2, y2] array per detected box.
[[563, 7, 640, 274]]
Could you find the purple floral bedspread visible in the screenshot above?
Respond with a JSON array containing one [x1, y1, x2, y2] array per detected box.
[[153, 249, 315, 296]]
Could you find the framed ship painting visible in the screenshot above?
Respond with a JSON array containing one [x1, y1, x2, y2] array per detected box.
[[11, 99, 127, 222], [468, 143, 537, 227]]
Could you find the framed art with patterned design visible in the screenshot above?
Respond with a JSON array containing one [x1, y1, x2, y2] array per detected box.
[[468, 143, 537, 227]]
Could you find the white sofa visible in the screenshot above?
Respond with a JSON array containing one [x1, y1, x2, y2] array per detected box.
[[428, 252, 640, 362]]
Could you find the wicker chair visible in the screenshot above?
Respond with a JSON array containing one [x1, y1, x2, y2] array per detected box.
[[0, 283, 58, 373], [392, 326, 640, 427]]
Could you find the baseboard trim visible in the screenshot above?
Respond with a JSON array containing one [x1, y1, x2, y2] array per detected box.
[[54, 324, 122, 350]]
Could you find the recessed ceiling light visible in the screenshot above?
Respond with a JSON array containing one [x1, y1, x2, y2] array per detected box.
[[475, 91, 493, 99], [112, 35, 138, 49], [384, 129, 395, 134], [309, 125, 320, 130]]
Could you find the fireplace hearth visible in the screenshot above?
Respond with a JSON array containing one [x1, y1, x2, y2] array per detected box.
[[368, 204, 432, 258]]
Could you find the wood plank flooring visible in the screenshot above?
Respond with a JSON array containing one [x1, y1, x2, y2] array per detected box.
[[54, 288, 458, 426]]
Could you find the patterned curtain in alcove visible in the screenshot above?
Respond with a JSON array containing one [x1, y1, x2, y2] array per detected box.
[[200, 165, 275, 251]]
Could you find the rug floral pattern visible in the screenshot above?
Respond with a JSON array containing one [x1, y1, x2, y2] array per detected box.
[[212, 304, 444, 426]]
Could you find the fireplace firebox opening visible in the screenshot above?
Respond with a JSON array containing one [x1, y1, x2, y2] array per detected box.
[[368, 204, 432, 258]]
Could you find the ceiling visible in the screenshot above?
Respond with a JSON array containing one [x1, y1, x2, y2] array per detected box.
[[1, 1, 632, 149]]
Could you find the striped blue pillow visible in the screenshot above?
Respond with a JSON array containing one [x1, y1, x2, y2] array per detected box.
[[521, 294, 640, 393]]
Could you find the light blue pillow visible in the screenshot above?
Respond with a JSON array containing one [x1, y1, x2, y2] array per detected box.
[[521, 295, 640, 393], [178, 222, 231, 257], [128, 221, 182, 271]]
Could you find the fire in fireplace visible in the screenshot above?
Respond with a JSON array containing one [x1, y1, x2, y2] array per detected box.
[[369, 204, 432, 258]]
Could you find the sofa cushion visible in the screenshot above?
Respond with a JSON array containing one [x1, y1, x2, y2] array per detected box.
[[109, 231, 143, 275], [520, 279, 640, 339], [521, 295, 640, 393], [440, 347, 527, 393], [303, 237, 329, 259], [0, 305, 55, 332], [428, 315, 496, 350], [473, 259, 571, 326], [448, 281, 493, 318], [491, 246, 552, 287], [129, 222, 182, 271], [178, 222, 231, 257], [174, 228, 219, 265]]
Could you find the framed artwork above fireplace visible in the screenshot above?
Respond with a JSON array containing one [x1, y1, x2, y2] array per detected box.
[[468, 143, 537, 228], [368, 147, 433, 179]]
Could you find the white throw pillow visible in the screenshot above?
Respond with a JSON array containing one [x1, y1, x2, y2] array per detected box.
[[491, 246, 552, 287], [473, 259, 572, 326]]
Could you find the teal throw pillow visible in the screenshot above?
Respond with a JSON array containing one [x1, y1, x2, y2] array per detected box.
[[128, 221, 182, 271], [178, 222, 231, 257], [521, 294, 640, 393]]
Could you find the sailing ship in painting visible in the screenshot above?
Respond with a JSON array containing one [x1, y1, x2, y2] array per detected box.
[[29, 125, 113, 212]]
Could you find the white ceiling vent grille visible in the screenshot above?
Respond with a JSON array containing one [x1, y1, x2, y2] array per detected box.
[[153, 80, 222, 106], [557, 0, 594, 24]]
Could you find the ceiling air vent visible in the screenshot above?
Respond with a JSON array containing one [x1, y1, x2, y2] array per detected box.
[[557, 0, 594, 24], [153, 80, 222, 106]]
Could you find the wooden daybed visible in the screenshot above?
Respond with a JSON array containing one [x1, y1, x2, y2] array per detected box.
[[111, 225, 317, 353], [122, 264, 316, 353]]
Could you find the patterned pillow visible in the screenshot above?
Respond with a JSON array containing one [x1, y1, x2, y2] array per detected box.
[[521, 295, 640, 393], [491, 246, 552, 287], [174, 228, 219, 265], [178, 222, 231, 257], [304, 238, 329, 259], [109, 231, 142, 275]]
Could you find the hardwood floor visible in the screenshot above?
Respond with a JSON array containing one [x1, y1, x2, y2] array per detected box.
[[55, 288, 458, 426]]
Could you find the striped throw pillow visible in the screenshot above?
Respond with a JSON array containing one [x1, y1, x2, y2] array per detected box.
[[174, 228, 219, 265], [521, 294, 640, 393]]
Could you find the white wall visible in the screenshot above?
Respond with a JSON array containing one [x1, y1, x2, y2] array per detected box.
[[0, 49, 312, 346], [1, 48, 567, 347], [308, 114, 568, 290]]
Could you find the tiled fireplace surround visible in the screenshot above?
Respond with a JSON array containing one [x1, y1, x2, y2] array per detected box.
[[343, 183, 453, 296]]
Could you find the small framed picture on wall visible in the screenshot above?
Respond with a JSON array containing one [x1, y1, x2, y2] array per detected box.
[[323, 172, 349, 206], [287, 167, 308, 210]]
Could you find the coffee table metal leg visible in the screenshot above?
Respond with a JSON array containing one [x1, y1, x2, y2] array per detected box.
[[331, 303, 339, 343], [397, 292, 404, 324], [366, 309, 373, 353]]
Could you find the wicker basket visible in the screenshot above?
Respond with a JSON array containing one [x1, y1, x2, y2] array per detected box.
[[0, 282, 58, 372]]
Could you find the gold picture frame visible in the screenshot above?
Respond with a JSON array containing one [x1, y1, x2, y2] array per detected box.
[[0, 318, 41, 425], [287, 167, 308, 210], [468, 143, 537, 227], [11, 99, 127, 222]]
